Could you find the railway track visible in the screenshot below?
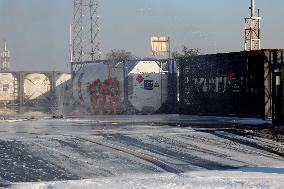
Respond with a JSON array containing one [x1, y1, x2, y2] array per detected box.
[[68, 135, 184, 175], [30, 133, 184, 175]]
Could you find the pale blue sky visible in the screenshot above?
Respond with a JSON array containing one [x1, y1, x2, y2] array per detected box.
[[0, 0, 283, 71]]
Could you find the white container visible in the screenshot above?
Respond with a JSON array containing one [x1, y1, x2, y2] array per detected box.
[[71, 61, 168, 113], [127, 61, 168, 112], [0, 73, 18, 101], [24, 73, 51, 101], [72, 62, 124, 111], [56, 73, 71, 87]]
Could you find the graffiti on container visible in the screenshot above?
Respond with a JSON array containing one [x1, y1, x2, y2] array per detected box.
[[190, 73, 242, 94], [183, 75, 243, 106], [89, 78, 120, 114], [192, 77, 228, 93]]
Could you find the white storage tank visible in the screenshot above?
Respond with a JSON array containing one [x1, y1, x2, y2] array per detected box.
[[24, 73, 51, 101], [72, 62, 124, 113], [71, 61, 168, 114], [55, 73, 72, 100], [0, 73, 18, 101], [127, 61, 168, 113], [54, 73, 72, 114], [56, 73, 71, 87]]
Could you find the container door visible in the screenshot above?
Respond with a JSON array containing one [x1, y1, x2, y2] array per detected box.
[[272, 70, 283, 124]]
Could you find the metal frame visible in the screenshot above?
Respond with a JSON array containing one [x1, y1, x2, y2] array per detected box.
[[72, 0, 101, 63], [244, 17, 261, 51], [1, 41, 10, 71], [271, 50, 284, 124], [244, 0, 261, 51], [0, 71, 70, 114]]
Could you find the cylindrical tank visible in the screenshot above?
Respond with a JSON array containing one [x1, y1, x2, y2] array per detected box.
[[54, 73, 72, 115], [127, 61, 168, 113], [56, 73, 71, 87], [72, 62, 124, 113], [0, 73, 18, 101], [24, 73, 51, 100], [71, 61, 168, 114]]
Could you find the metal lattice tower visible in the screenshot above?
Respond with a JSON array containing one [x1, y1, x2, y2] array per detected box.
[[244, 0, 261, 51], [1, 41, 10, 71], [72, 0, 101, 62]]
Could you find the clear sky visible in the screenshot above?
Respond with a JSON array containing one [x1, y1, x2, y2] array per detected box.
[[0, 0, 283, 71]]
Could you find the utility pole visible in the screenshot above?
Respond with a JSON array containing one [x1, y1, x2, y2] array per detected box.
[[72, 0, 101, 63], [244, 0, 261, 51]]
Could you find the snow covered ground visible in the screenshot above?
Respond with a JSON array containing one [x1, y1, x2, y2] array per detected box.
[[9, 171, 284, 189], [0, 115, 283, 188]]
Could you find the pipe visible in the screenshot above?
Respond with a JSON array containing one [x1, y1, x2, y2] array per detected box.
[[251, 0, 255, 17], [69, 24, 73, 63], [250, 0, 255, 50]]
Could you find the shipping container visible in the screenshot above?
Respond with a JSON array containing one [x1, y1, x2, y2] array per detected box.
[[0, 73, 18, 101], [24, 73, 51, 101], [125, 60, 168, 113], [0, 72, 18, 112], [71, 60, 170, 114], [0, 71, 71, 114], [270, 50, 284, 124], [71, 61, 124, 114], [179, 49, 284, 119]]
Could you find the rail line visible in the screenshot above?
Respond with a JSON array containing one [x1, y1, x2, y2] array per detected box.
[[70, 135, 184, 175]]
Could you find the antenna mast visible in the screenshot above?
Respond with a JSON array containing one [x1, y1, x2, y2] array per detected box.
[[1, 41, 10, 71], [244, 0, 261, 51], [72, 0, 101, 63]]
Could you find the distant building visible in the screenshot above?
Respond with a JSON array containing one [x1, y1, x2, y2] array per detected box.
[[1, 41, 10, 71]]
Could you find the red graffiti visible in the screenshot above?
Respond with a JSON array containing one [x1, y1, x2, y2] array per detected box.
[[89, 78, 120, 115]]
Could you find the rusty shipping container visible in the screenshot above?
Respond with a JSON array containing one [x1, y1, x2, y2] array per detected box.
[[179, 49, 284, 119]]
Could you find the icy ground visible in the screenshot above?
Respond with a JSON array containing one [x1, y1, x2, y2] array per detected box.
[[0, 115, 283, 188], [9, 171, 284, 189]]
